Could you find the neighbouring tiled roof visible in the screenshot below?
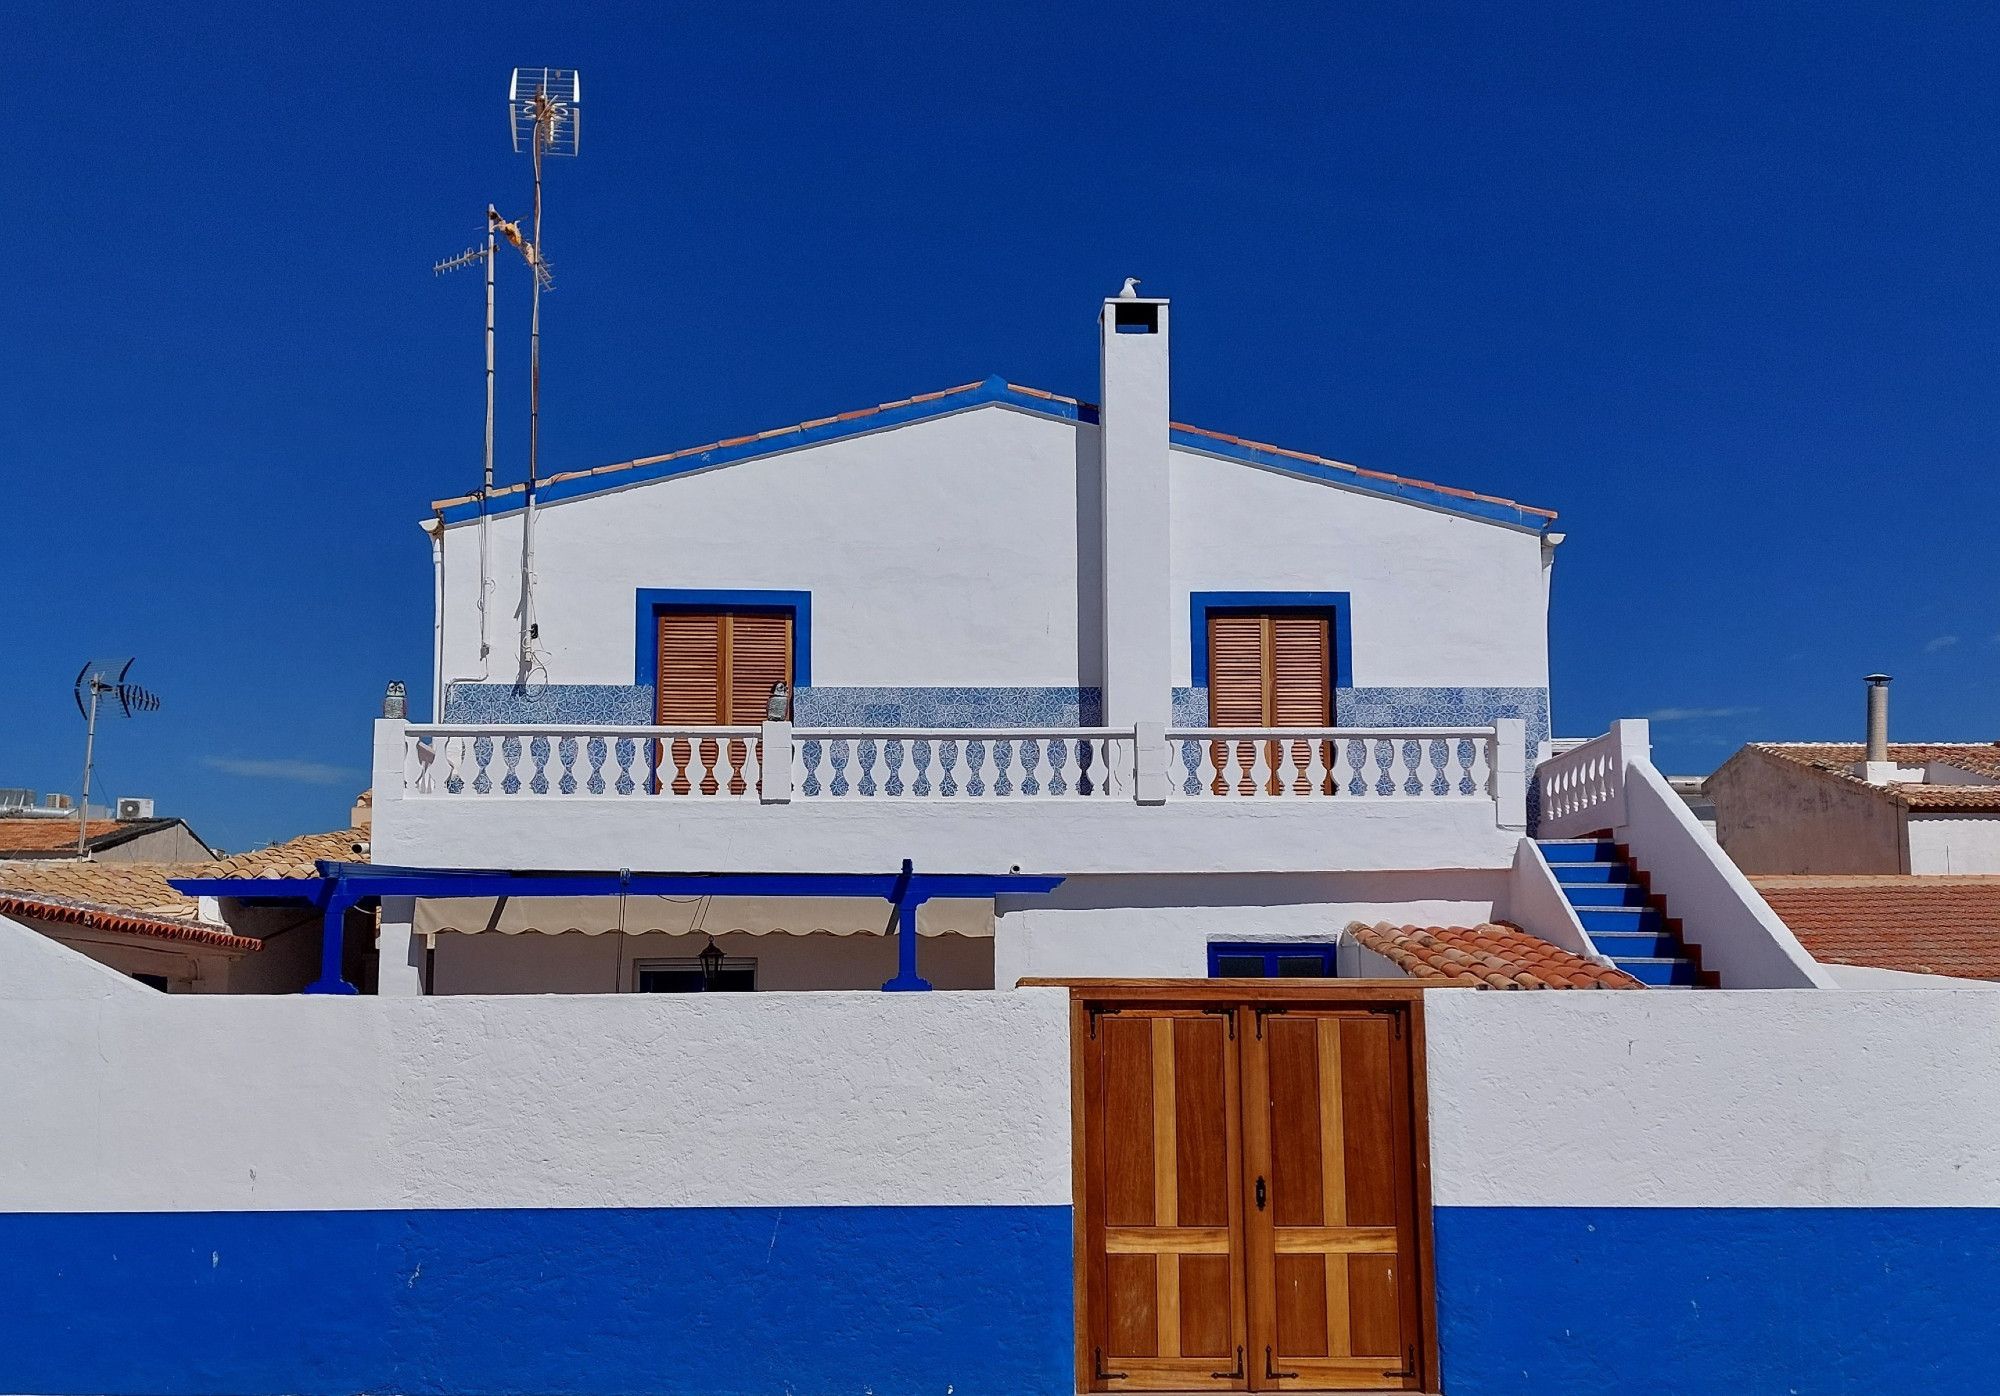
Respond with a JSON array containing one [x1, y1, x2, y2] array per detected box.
[[0, 817, 188, 858], [1744, 743, 2000, 811], [206, 828, 365, 880], [1751, 875, 2000, 981], [0, 893, 262, 953], [432, 378, 1557, 530], [1348, 921, 1643, 989]]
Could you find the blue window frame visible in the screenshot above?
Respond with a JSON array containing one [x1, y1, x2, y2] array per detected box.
[[1188, 591, 1352, 689], [634, 588, 813, 687], [1207, 941, 1340, 979]]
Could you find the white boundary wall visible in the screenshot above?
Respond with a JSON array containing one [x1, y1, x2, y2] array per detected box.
[[1426, 987, 2000, 1207], [0, 916, 1069, 1213]]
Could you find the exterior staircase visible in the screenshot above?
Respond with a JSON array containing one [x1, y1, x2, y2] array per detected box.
[[1537, 839, 1715, 988]]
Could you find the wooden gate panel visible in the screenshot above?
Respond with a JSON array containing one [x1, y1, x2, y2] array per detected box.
[[1243, 1010, 1422, 1390], [1084, 1010, 1248, 1390]]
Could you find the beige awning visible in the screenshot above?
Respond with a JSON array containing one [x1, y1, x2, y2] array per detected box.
[[413, 895, 993, 938]]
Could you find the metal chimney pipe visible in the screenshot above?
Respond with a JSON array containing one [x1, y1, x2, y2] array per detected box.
[[1864, 674, 1891, 765]]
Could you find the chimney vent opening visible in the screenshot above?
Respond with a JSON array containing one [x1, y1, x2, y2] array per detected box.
[[1113, 302, 1160, 334]]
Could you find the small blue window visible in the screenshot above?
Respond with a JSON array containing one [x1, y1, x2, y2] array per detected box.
[[1207, 942, 1339, 979]]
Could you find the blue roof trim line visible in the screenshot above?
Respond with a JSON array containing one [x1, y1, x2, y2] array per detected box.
[[434, 375, 1555, 531]]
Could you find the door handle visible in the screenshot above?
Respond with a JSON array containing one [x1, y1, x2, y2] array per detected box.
[[1255, 1176, 1266, 1210]]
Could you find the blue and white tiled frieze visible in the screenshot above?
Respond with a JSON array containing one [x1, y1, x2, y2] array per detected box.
[[444, 683, 1105, 728], [1172, 685, 1550, 756]]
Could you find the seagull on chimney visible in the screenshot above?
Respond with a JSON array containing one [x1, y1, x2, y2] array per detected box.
[[1118, 276, 1141, 298]]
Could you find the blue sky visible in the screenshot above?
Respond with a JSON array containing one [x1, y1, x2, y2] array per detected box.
[[6, 3, 1998, 852]]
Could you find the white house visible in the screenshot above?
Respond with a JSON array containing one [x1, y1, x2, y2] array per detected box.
[[331, 288, 1826, 995]]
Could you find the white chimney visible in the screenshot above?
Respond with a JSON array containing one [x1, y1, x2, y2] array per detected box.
[[1097, 286, 1173, 735]]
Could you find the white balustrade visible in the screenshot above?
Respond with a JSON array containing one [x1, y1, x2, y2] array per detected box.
[[401, 723, 1501, 805], [1535, 720, 1649, 837], [404, 725, 763, 800], [1162, 728, 1496, 799], [788, 729, 1123, 799]]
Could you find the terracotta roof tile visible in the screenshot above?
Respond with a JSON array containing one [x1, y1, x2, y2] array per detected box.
[[1348, 921, 1643, 989], [0, 818, 190, 858], [0, 861, 260, 952], [206, 828, 365, 880], [1745, 743, 2000, 811], [0, 894, 260, 953], [1751, 875, 2000, 981]]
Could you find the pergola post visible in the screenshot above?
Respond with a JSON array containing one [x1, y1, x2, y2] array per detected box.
[[304, 884, 362, 996], [881, 859, 932, 993]]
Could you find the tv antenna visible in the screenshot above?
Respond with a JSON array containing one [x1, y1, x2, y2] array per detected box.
[[503, 67, 579, 685], [72, 659, 161, 857], [433, 208, 504, 676]]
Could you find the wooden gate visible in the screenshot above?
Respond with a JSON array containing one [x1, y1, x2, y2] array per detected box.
[[1072, 986, 1434, 1393]]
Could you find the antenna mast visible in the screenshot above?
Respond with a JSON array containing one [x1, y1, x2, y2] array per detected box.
[[505, 67, 579, 685], [433, 208, 502, 672], [72, 660, 161, 857]]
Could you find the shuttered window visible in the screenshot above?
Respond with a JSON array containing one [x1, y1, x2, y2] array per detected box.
[[1205, 612, 1332, 725], [655, 611, 794, 723]]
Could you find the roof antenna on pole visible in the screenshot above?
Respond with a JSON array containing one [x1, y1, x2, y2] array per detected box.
[[72, 659, 161, 857], [502, 67, 579, 692], [433, 211, 503, 684]]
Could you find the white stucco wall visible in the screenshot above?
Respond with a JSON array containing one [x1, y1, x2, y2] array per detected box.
[[1425, 988, 2000, 1207], [1167, 446, 1550, 690], [0, 914, 1069, 1213], [438, 405, 1100, 692], [433, 406, 1550, 701], [1905, 814, 2000, 874]]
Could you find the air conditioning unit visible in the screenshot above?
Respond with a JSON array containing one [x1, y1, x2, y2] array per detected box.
[[115, 797, 155, 821]]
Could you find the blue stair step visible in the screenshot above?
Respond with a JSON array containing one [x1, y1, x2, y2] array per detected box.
[[1590, 929, 1683, 958], [1539, 840, 1618, 864], [1561, 882, 1650, 907], [1550, 861, 1626, 885], [1613, 956, 1699, 987], [1576, 906, 1664, 934]]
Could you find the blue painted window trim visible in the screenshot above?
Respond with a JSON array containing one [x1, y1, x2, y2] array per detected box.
[[1188, 591, 1353, 688], [634, 588, 813, 688], [1207, 941, 1341, 977]]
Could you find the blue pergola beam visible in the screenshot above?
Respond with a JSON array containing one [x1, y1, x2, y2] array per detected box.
[[167, 863, 1064, 997]]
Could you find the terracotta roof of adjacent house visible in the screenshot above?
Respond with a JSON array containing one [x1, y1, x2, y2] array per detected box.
[[0, 817, 198, 859], [432, 379, 1557, 526], [0, 824, 362, 955], [206, 828, 365, 879], [1751, 875, 2000, 981], [0, 893, 261, 952], [1348, 921, 1643, 989], [0, 861, 260, 953], [1742, 743, 2000, 811]]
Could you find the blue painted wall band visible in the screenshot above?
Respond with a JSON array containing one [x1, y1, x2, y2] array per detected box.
[[0, 1204, 1074, 1396], [1434, 1206, 2000, 1395]]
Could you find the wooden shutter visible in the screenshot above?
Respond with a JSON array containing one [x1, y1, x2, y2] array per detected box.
[[657, 613, 726, 723], [724, 612, 793, 724], [1207, 617, 1270, 726], [1266, 617, 1330, 727], [654, 610, 793, 795], [1084, 1009, 1249, 1390], [1240, 1010, 1424, 1389]]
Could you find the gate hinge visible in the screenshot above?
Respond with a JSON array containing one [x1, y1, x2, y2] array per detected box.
[[1203, 1004, 1237, 1038], [1093, 1346, 1128, 1382], [1254, 1003, 1288, 1038], [1210, 1344, 1244, 1380]]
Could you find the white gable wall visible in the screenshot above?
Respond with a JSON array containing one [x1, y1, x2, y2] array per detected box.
[[433, 408, 1550, 725], [437, 403, 1097, 700]]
